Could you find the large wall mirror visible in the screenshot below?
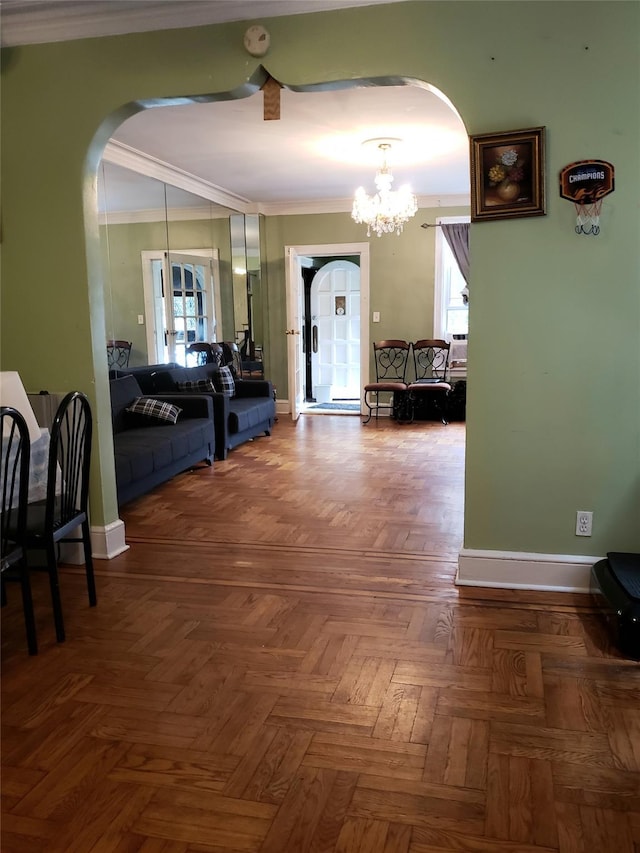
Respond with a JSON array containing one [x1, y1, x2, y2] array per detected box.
[[98, 159, 240, 369], [230, 213, 264, 365]]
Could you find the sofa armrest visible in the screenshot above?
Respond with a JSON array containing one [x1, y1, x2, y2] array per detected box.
[[149, 393, 214, 420], [234, 379, 274, 399]]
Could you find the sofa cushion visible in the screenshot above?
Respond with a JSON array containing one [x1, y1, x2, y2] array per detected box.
[[114, 419, 212, 489], [177, 378, 216, 393], [213, 366, 235, 397], [126, 397, 182, 424], [228, 396, 274, 434]]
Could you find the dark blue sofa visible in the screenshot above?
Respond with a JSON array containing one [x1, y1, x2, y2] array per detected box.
[[110, 374, 215, 506], [151, 364, 276, 461]]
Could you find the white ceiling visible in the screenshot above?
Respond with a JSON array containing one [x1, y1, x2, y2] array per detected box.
[[2, 0, 470, 217]]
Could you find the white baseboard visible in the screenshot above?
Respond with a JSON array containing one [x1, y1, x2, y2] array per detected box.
[[456, 548, 603, 593], [91, 520, 129, 560]]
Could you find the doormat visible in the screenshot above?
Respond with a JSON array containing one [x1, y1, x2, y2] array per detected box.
[[308, 403, 360, 411]]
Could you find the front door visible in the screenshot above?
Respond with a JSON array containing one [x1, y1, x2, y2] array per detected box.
[[311, 260, 360, 400]]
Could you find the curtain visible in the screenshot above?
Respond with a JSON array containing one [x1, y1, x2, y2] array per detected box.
[[441, 222, 470, 303]]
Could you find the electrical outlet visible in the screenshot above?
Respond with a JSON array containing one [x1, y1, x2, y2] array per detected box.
[[576, 510, 593, 536], [372, 311, 380, 323], [137, 314, 144, 325]]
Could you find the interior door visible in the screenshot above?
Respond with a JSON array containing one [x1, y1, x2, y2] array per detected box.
[[163, 252, 216, 365], [286, 248, 305, 420], [311, 260, 360, 399]]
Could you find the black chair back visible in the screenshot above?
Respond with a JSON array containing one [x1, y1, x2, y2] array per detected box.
[[46, 392, 92, 536], [1, 407, 30, 570], [373, 340, 411, 382], [1, 406, 37, 654], [187, 342, 222, 366], [106, 340, 132, 369], [412, 339, 450, 382], [222, 342, 243, 378]]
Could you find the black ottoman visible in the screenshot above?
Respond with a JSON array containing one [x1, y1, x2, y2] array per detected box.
[[590, 552, 640, 660]]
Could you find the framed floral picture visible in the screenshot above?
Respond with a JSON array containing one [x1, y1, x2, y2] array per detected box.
[[470, 126, 546, 221]]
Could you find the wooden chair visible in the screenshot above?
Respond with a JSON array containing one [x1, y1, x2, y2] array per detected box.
[[1, 407, 38, 655], [106, 340, 132, 369], [363, 340, 411, 424], [407, 339, 452, 424], [24, 391, 96, 643]]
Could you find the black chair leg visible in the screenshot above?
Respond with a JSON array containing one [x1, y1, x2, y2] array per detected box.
[[81, 520, 97, 607], [46, 541, 65, 643]]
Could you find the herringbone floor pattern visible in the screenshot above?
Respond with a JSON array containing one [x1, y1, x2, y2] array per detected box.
[[2, 415, 638, 852]]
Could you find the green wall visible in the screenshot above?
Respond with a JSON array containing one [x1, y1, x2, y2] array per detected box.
[[1, 1, 638, 556]]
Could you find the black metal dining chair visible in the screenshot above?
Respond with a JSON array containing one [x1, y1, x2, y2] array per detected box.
[[363, 340, 411, 424], [1, 406, 38, 655], [407, 339, 452, 424], [24, 391, 96, 643]]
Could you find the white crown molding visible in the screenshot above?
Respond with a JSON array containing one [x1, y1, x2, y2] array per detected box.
[[103, 140, 252, 213], [100, 194, 471, 224], [246, 193, 470, 218], [1, 0, 405, 48]]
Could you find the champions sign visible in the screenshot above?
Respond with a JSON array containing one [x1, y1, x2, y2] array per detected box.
[[559, 160, 615, 205]]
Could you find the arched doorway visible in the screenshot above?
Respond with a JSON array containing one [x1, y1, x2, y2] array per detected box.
[[309, 259, 361, 402]]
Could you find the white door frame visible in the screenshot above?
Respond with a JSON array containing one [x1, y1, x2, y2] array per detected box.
[[285, 242, 370, 418]]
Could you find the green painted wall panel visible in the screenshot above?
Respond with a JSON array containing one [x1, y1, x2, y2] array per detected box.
[[1, 1, 638, 556]]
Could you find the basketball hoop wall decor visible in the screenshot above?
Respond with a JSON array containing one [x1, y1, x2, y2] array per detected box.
[[470, 126, 546, 222], [559, 160, 614, 236]]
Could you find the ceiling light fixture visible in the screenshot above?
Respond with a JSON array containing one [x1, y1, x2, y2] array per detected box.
[[351, 139, 418, 237]]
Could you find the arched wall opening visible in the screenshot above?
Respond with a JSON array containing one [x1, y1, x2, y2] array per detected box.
[[92, 72, 470, 554]]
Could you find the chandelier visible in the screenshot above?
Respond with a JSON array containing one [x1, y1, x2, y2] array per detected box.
[[351, 141, 418, 237]]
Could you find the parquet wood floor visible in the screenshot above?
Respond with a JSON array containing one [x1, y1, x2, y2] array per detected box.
[[2, 416, 639, 852]]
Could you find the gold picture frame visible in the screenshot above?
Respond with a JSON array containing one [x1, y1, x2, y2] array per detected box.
[[470, 126, 546, 222]]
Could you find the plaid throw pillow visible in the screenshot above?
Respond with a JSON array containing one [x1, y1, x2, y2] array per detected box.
[[177, 378, 215, 392], [213, 366, 235, 397], [125, 397, 182, 424]]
